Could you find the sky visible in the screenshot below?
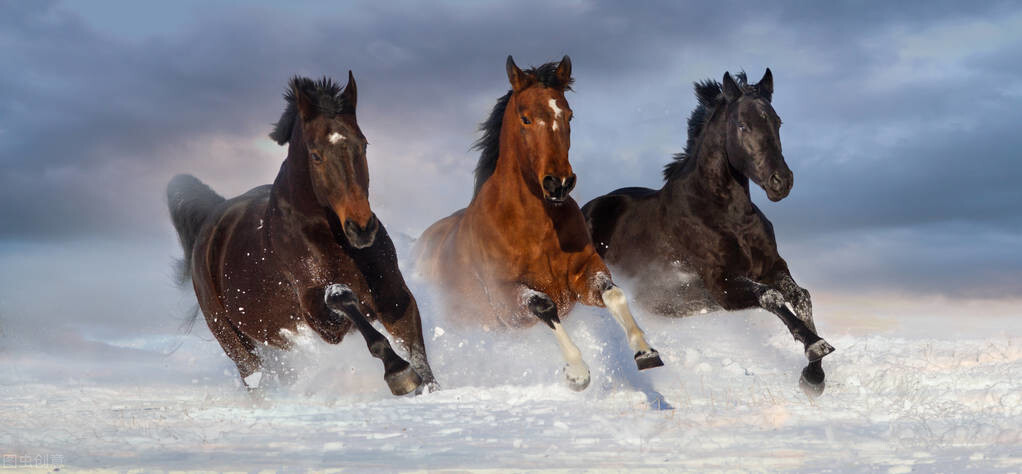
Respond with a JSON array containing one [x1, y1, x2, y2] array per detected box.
[[1, 0, 1021, 350]]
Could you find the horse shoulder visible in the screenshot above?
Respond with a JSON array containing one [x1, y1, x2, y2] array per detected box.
[[413, 208, 466, 279]]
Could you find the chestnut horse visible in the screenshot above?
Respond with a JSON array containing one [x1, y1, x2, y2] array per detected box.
[[415, 56, 662, 391], [582, 70, 834, 395], [167, 74, 436, 395]]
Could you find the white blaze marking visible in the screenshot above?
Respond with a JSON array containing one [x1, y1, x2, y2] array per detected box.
[[548, 98, 563, 119], [328, 132, 346, 144], [548, 99, 562, 131]]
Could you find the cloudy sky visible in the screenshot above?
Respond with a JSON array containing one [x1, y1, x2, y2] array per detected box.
[[1, 0, 1020, 348]]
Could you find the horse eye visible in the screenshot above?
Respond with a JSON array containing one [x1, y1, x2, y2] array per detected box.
[[311, 152, 323, 162], [521, 116, 531, 125]]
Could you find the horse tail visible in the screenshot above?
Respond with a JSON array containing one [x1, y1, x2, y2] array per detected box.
[[167, 174, 225, 286]]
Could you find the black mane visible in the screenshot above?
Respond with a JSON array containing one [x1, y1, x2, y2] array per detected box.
[[663, 72, 761, 181], [269, 76, 352, 145], [471, 62, 574, 197]]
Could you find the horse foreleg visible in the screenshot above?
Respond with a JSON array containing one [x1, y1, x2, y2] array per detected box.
[[765, 260, 816, 331], [322, 284, 422, 396], [523, 289, 591, 391], [351, 225, 439, 394], [377, 295, 439, 394], [589, 273, 663, 370], [765, 262, 827, 394], [715, 275, 834, 362]]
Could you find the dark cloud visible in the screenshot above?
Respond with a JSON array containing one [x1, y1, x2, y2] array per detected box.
[[0, 0, 1020, 301]]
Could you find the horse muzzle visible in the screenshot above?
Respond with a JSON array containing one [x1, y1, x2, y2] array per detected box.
[[765, 170, 793, 202], [542, 174, 576, 204], [343, 214, 379, 249]]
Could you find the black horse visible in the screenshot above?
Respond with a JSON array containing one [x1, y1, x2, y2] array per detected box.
[[582, 69, 834, 395]]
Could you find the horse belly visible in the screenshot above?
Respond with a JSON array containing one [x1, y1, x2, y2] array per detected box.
[[611, 258, 718, 318]]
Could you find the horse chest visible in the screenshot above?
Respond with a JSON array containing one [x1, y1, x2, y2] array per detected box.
[[707, 218, 775, 276]]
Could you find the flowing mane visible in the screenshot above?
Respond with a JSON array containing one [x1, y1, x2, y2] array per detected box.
[[663, 72, 765, 181], [269, 76, 353, 145], [471, 61, 574, 197]]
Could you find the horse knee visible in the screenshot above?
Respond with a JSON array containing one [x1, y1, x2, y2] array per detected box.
[[324, 283, 356, 309], [758, 288, 786, 310]]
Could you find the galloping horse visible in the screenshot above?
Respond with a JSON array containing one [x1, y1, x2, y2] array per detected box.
[[582, 70, 834, 394], [415, 56, 662, 391], [168, 74, 437, 395]]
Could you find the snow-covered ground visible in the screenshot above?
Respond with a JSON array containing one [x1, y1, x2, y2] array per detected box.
[[1, 242, 1020, 471]]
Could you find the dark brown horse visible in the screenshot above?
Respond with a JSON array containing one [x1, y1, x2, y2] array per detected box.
[[167, 74, 436, 395], [582, 70, 834, 395], [415, 56, 662, 391]]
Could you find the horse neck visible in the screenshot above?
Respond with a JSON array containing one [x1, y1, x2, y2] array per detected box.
[[665, 106, 750, 204], [269, 125, 321, 218]]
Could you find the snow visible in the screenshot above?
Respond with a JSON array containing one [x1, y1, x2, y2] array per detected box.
[[0, 241, 1020, 471]]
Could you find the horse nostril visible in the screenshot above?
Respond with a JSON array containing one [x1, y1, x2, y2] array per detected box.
[[564, 174, 576, 192], [543, 175, 559, 195], [770, 173, 785, 190]]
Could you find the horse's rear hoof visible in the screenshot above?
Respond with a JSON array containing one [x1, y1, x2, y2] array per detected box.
[[805, 339, 835, 362], [565, 365, 591, 392], [384, 365, 422, 396], [799, 362, 825, 398], [635, 350, 665, 370]]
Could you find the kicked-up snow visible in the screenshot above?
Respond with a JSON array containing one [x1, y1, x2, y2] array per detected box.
[[0, 240, 1019, 471]]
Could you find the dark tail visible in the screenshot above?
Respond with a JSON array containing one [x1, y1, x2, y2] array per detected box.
[[167, 174, 225, 286]]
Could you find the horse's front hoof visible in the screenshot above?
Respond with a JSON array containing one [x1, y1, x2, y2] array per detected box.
[[799, 362, 826, 398], [635, 349, 665, 370], [384, 365, 423, 396], [805, 339, 835, 362], [415, 379, 441, 396], [565, 364, 591, 392]]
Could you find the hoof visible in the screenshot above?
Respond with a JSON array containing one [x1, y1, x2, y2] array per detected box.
[[635, 350, 665, 371], [415, 379, 441, 396], [799, 362, 826, 398], [384, 365, 422, 396], [805, 339, 835, 362], [565, 364, 591, 392]]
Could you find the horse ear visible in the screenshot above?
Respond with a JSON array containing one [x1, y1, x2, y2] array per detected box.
[[341, 70, 358, 113], [757, 68, 773, 101], [722, 72, 742, 102], [293, 81, 317, 121], [554, 55, 572, 87], [506, 55, 532, 92]]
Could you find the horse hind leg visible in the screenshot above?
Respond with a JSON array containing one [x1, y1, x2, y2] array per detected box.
[[526, 291, 591, 391], [205, 310, 264, 389], [324, 284, 422, 396]]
